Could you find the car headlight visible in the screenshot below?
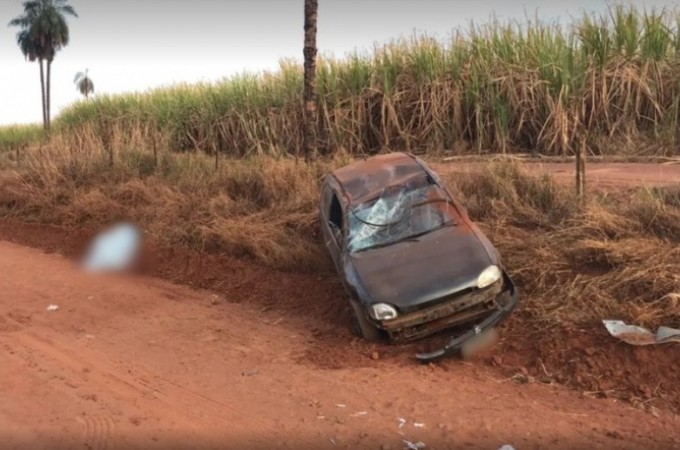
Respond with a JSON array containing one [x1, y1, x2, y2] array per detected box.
[[370, 303, 398, 321], [477, 265, 501, 289]]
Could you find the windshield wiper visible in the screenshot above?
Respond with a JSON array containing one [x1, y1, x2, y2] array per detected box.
[[350, 221, 454, 253]]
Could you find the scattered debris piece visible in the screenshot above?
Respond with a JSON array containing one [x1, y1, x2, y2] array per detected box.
[[402, 439, 426, 449], [350, 411, 368, 417], [46, 304, 59, 311], [398, 417, 407, 428], [603, 320, 680, 346], [335, 404, 346, 408], [498, 445, 515, 450], [241, 369, 259, 377], [330, 438, 337, 446], [414, 422, 425, 428], [316, 415, 325, 420]]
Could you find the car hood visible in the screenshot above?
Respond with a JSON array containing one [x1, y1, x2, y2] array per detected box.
[[347, 223, 494, 311]]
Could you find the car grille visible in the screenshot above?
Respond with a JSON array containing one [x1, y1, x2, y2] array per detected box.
[[382, 281, 503, 342]]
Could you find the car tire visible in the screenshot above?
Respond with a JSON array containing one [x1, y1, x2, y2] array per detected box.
[[349, 299, 382, 341]]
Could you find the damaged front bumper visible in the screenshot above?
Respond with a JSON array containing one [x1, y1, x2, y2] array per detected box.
[[414, 271, 518, 362], [376, 271, 518, 362]]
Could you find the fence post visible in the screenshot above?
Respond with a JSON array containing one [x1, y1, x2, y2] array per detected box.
[[576, 135, 586, 199]]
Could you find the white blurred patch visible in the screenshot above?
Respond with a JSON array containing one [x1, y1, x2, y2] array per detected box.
[[82, 222, 141, 273]]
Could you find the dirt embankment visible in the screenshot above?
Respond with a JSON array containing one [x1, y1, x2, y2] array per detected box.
[[1, 218, 680, 450]]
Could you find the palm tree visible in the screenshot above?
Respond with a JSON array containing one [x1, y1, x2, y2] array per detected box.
[[9, 0, 78, 131], [10, 10, 48, 128], [302, 0, 318, 162], [74, 69, 94, 99]]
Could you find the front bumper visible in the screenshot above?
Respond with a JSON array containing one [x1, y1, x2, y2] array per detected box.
[[413, 270, 518, 362], [380, 278, 505, 342]]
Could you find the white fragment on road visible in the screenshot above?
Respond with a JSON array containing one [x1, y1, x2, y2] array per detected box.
[[414, 422, 425, 428], [602, 319, 680, 345], [46, 304, 59, 311], [335, 404, 346, 408], [398, 417, 407, 428], [402, 439, 426, 449], [498, 445, 516, 450], [350, 411, 368, 417], [317, 415, 325, 420], [330, 438, 337, 446]]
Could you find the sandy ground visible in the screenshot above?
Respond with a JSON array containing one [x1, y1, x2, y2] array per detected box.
[[1, 162, 680, 449]]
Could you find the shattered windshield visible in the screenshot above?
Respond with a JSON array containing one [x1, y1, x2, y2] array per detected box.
[[347, 180, 454, 253]]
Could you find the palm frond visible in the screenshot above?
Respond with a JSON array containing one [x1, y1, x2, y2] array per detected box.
[[58, 5, 78, 18]]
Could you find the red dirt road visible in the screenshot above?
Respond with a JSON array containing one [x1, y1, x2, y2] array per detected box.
[[432, 161, 680, 188], [2, 240, 680, 450]]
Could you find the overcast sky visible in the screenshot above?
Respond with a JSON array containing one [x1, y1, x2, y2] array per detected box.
[[1, 0, 678, 125]]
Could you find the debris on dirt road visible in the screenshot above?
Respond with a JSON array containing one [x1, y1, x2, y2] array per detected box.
[[46, 304, 59, 311], [402, 439, 426, 449], [319, 152, 518, 362], [603, 320, 680, 345], [498, 445, 516, 450], [82, 221, 141, 273]]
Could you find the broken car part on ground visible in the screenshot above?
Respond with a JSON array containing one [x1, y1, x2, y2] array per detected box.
[[319, 152, 518, 362]]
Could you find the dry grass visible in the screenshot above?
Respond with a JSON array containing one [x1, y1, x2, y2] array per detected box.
[[445, 164, 680, 327], [0, 142, 348, 272], [1, 141, 679, 329]]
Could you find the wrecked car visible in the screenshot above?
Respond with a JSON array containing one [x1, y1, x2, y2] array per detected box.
[[319, 152, 518, 362]]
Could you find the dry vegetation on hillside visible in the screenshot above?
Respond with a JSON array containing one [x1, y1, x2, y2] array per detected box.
[[1, 142, 679, 330]]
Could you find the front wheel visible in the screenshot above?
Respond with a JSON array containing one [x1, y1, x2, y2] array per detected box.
[[349, 299, 382, 341]]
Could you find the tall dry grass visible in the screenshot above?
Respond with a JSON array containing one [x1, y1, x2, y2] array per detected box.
[[446, 163, 680, 327], [1, 140, 679, 328], [4, 5, 680, 157], [0, 141, 349, 272]]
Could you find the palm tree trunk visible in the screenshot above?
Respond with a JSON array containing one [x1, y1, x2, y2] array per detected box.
[[39, 59, 47, 130], [302, 0, 318, 162], [46, 59, 52, 132]]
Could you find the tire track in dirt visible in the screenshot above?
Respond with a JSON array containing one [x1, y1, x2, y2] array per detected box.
[[76, 414, 115, 450], [0, 314, 297, 448]]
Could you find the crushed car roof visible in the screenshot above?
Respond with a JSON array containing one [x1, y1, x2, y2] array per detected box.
[[330, 152, 427, 205]]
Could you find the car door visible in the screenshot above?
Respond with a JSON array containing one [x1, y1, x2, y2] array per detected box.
[[319, 181, 345, 275]]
